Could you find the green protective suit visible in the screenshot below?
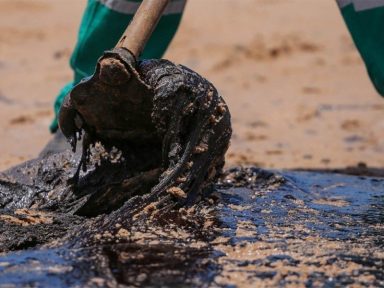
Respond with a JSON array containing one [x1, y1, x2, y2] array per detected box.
[[50, 0, 186, 132], [338, 0, 384, 96]]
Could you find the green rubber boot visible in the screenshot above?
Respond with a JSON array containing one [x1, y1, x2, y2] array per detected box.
[[338, 0, 384, 97]]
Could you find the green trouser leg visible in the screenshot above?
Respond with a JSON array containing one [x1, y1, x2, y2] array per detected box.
[[50, 0, 186, 132], [338, 0, 384, 97]]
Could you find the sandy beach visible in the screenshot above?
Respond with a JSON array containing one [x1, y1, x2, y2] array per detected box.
[[1, 0, 384, 171]]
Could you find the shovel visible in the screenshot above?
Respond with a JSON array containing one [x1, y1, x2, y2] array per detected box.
[[58, 0, 232, 206], [58, 0, 172, 181], [116, 0, 171, 58], [59, 0, 171, 146]]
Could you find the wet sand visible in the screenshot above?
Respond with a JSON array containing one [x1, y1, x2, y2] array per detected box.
[[1, 157, 383, 287], [1, 0, 384, 170]]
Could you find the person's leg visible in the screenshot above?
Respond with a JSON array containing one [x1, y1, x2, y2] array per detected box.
[[50, 0, 187, 133], [337, 0, 384, 96]]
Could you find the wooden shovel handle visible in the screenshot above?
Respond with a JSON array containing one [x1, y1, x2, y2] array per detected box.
[[116, 0, 170, 57]]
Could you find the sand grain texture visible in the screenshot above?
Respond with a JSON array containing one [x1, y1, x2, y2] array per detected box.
[[1, 0, 384, 170], [0, 0, 384, 169]]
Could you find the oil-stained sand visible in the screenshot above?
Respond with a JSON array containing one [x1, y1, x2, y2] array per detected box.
[[0, 152, 383, 287]]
